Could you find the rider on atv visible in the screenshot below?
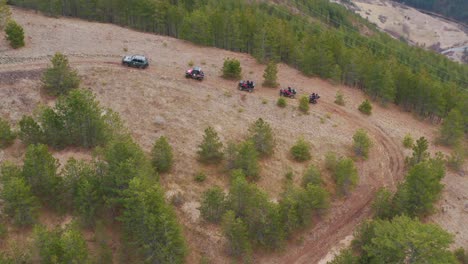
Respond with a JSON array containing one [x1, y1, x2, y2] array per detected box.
[[309, 92, 320, 104]]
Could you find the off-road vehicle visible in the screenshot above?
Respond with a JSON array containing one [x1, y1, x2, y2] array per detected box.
[[122, 55, 149, 68], [185, 66, 205, 80]]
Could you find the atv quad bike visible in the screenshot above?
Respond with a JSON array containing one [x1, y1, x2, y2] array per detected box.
[[185, 66, 205, 81], [279, 88, 297, 98], [238, 80, 255, 92]]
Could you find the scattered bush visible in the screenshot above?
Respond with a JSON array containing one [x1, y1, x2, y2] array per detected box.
[[298, 96, 310, 114], [194, 171, 207, 182], [200, 186, 226, 223], [358, 99, 372, 115], [248, 118, 275, 157], [290, 138, 311, 162], [5, 20, 24, 48], [334, 90, 345, 106], [42, 52, 80, 96], [402, 133, 414, 148], [0, 0, 12, 30], [302, 164, 322, 187], [353, 129, 373, 159], [221, 58, 242, 80], [262, 61, 279, 88], [277, 97, 287, 108], [0, 117, 16, 148], [151, 136, 173, 173], [197, 126, 224, 164]]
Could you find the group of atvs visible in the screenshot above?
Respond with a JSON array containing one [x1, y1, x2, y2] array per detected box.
[[183, 65, 320, 104]]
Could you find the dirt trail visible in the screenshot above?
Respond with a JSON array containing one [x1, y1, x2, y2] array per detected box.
[[0, 8, 465, 263]]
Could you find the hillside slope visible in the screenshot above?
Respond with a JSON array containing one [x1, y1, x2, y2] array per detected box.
[[0, 7, 466, 263], [341, 0, 468, 63]]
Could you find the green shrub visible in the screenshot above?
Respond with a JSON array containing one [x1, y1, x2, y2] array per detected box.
[[262, 61, 279, 88], [290, 138, 311, 162], [402, 133, 414, 148], [358, 99, 372, 115], [353, 129, 373, 159], [151, 136, 173, 173], [277, 97, 287, 108], [221, 58, 242, 80], [334, 90, 345, 106], [302, 164, 322, 187], [42, 52, 80, 96], [194, 171, 207, 182], [200, 186, 226, 223], [5, 20, 24, 48], [298, 96, 309, 114], [197, 126, 224, 164], [454, 248, 468, 264], [0, 117, 16, 148]]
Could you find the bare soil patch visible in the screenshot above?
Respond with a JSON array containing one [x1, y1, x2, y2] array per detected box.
[[0, 7, 466, 263], [349, 0, 468, 63]]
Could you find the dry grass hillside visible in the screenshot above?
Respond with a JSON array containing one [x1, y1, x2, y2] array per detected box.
[[0, 7, 466, 263]]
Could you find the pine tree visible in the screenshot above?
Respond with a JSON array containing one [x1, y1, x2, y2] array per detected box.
[[233, 140, 260, 180], [333, 157, 359, 196], [0, 117, 16, 148], [221, 58, 242, 80], [248, 118, 275, 157], [299, 95, 310, 114], [120, 178, 187, 263], [334, 90, 345, 106], [302, 164, 322, 187], [406, 137, 430, 166], [199, 186, 226, 223], [262, 61, 279, 87], [22, 144, 61, 205], [352, 129, 373, 159], [438, 109, 464, 147], [42, 52, 80, 96], [5, 20, 24, 48], [18, 115, 44, 145], [221, 211, 251, 261], [0, 0, 11, 30], [197, 126, 224, 164], [1, 175, 39, 226], [151, 136, 173, 173], [371, 188, 394, 219], [362, 216, 457, 263]]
